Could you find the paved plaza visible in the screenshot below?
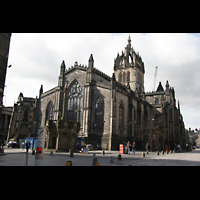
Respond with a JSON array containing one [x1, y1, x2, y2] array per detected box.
[[2, 148, 200, 166]]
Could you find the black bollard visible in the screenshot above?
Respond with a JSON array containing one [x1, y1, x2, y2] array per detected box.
[[118, 154, 122, 160]]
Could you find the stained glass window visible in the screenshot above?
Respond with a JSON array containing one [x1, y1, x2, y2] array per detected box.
[[94, 96, 104, 133], [46, 101, 54, 122], [67, 81, 83, 122]]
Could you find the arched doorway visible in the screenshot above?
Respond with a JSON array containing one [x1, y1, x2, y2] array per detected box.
[[49, 132, 57, 149]]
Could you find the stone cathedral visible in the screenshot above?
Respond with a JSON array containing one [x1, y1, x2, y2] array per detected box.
[[9, 35, 186, 151]]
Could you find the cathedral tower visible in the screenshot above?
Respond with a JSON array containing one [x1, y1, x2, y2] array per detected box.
[[114, 35, 145, 93]]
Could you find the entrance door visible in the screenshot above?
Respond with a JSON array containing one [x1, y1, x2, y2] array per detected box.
[[52, 137, 57, 149]]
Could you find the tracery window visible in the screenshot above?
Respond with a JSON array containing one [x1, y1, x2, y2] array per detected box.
[[46, 101, 54, 122], [94, 96, 104, 133], [67, 81, 83, 122]]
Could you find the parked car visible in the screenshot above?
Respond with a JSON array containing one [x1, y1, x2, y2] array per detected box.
[[86, 144, 93, 151], [7, 141, 19, 148]]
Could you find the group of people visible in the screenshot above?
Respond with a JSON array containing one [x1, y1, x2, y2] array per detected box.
[[126, 142, 182, 155], [126, 141, 150, 155], [126, 141, 136, 155]]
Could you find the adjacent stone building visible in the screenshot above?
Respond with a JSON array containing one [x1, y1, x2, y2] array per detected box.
[[8, 35, 186, 151], [8, 93, 40, 140], [0, 106, 12, 143]]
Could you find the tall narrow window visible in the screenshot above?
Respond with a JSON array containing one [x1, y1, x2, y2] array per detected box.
[[127, 71, 130, 82], [118, 72, 122, 83], [24, 106, 29, 121], [46, 101, 54, 123], [94, 96, 104, 134], [67, 81, 83, 122], [119, 101, 124, 136], [123, 72, 126, 83]]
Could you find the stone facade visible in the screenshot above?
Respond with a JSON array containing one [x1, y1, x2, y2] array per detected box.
[[8, 93, 40, 140], [0, 33, 12, 139], [8, 35, 186, 151], [0, 106, 12, 143]]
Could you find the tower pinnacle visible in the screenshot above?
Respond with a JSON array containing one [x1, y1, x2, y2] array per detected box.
[[128, 34, 131, 46]]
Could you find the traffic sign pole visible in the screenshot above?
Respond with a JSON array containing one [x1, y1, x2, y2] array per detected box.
[[35, 127, 45, 166]]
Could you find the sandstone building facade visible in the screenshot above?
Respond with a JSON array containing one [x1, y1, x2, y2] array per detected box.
[[0, 33, 12, 143], [8, 93, 40, 141], [9, 35, 186, 151]]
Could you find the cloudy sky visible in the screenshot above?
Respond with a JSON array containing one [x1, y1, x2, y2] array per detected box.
[[4, 33, 200, 129]]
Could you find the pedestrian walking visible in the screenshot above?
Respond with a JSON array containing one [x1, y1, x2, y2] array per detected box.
[[132, 142, 136, 155], [174, 144, 177, 153], [127, 141, 131, 155], [26, 141, 30, 153], [145, 143, 149, 154], [177, 144, 180, 153]]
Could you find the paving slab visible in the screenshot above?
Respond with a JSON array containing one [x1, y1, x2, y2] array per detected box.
[[3, 147, 200, 166]]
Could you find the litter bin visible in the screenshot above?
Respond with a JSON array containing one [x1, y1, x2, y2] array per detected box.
[[119, 144, 128, 154], [119, 144, 124, 154]]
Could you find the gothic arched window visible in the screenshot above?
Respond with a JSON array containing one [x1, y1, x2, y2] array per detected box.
[[24, 106, 29, 121], [119, 101, 124, 136], [118, 72, 122, 83], [94, 96, 104, 134], [67, 81, 83, 122], [46, 101, 54, 122], [127, 71, 130, 82], [123, 72, 126, 83]]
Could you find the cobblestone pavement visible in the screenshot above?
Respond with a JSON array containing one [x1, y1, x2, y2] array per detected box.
[[3, 148, 200, 166]]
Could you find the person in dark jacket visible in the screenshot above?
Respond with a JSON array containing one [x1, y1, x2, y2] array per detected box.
[[132, 142, 136, 155], [145, 143, 149, 154], [127, 141, 131, 155], [26, 141, 30, 153]]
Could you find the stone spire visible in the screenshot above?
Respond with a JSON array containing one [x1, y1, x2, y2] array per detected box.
[[88, 54, 94, 69], [128, 34, 131, 47]]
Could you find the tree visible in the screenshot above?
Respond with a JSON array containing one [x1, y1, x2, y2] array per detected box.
[[136, 113, 165, 151]]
